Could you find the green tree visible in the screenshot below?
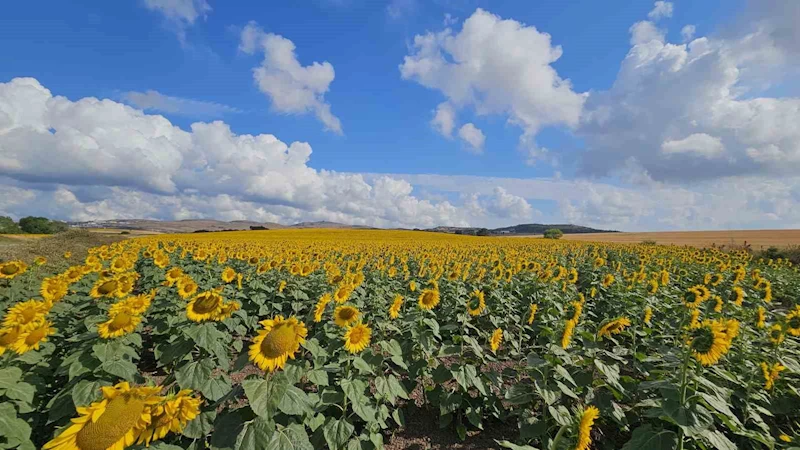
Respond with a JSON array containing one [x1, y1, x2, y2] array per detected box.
[[0, 216, 23, 234], [18, 216, 67, 234], [543, 228, 563, 239]]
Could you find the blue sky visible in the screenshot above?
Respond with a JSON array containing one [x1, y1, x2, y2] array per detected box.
[[1, 0, 799, 230]]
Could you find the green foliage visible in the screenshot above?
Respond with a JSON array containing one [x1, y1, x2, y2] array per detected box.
[[17, 216, 69, 234], [0, 216, 23, 234], [543, 228, 563, 239]]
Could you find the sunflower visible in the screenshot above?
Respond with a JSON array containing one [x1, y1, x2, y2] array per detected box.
[[64, 251, 72, 259], [41, 276, 69, 303], [713, 296, 723, 313], [730, 286, 744, 306], [334, 284, 353, 303], [760, 362, 785, 390], [248, 315, 307, 372], [684, 285, 710, 308], [389, 294, 403, 320], [215, 301, 240, 322], [111, 292, 153, 316], [176, 277, 198, 300], [418, 289, 440, 311], [601, 273, 615, 288], [768, 324, 785, 346], [344, 322, 372, 354], [278, 280, 288, 293], [757, 306, 766, 329], [568, 268, 578, 284], [689, 320, 730, 366], [116, 273, 137, 298], [43, 382, 162, 450], [643, 306, 653, 325], [334, 305, 360, 327], [63, 266, 85, 284], [138, 390, 201, 446], [409, 280, 416, 292], [98, 311, 141, 339], [90, 277, 120, 299], [569, 301, 583, 322], [467, 290, 486, 316], [575, 406, 600, 450], [11, 320, 55, 354], [164, 267, 184, 287], [221, 267, 236, 283], [0, 260, 27, 279], [710, 273, 723, 286], [186, 291, 225, 322], [763, 286, 773, 303], [313, 293, 332, 323], [689, 309, 701, 329], [561, 319, 577, 349], [598, 317, 631, 338], [3, 299, 50, 331], [527, 303, 538, 325], [153, 252, 170, 269], [786, 307, 800, 336], [490, 328, 503, 353], [0, 327, 20, 356], [660, 270, 670, 286], [590, 287, 597, 298], [647, 279, 658, 294]]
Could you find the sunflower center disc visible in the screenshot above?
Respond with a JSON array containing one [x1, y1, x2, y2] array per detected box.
[[194, 294, 220, 314], [261, 324, 296, 358], [76, 395, 146, 450], [99, 281, 118, 295], [111, 313, 132, 330], [1, 265, 19, 275]]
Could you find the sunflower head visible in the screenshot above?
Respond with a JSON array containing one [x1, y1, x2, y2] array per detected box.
[[467, 290, 486, 316], [768, 324, 785, 345], [98, 311, 141, 339], [0, 261, 27, 279], [177, 277, 198, 299], [221, 267, 236, 283], [11, 320, 55, 354], [490, 328, 503, 353], [418, 289, 440, 311], [3, 299, 50, 331], [598, 317, 631, 338], [344, 322, 372, 354], [138, 389, 202, 446], [389, 294, 403, 320], [690, 320, 730, 366], [334, 305, 360, 327], [186, 291, 224, 322], [249, 315, 308, 372]]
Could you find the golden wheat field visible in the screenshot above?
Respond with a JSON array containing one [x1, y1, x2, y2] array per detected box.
[[557, 230, 800, 250], [0, 229, 798, 450]]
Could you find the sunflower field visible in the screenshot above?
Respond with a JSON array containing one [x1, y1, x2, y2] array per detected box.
[[1, 229, 799, 450]]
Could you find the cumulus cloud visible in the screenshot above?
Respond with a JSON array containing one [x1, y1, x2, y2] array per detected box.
[[648, 1, 673, 21], [0, 77, 469, 228], [484, 187, 533, 219], [629, 21, 665, 45], [142, 0, 210, 42], [400, 8, 585, 155], [121, 90, 241, 117], [458, 123, 485, 153], [578, 0, 800, 182], [240, 22, 342, 134], [431, 102, 455, 137], [681, 25, 696, 42]]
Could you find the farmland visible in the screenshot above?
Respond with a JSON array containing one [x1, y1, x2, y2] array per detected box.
[[0, 229, 798, 450], [558, 230, 800, 250]]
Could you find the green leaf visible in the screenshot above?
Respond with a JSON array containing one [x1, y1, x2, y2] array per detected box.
[[184, 323, 231, 367], [505, 384, 533, 405], [0, 367, 22, 390], [497, 441, 539, 450], [100, 359, 138, 381], [72, 380, 110, 407], [279, 386, 313, 416], [554, 365, 577, 387], [534, 383, 559, 405], [183, 411, 217, 439], [594, 359, 624, 392], [702, 429, 737, 450], [211, 410, 248, 450], [392, 408, 405, 427], [555, 381, 578, 399], [432, 365, 452, 384], [235, 417, 275, 450], [265, 423, 314, 450], [243, 376, 288, 418], [548, 405, 572, 426], [662, 400, 714, 437], [621, 425, 678, 450], [176, 360, 212, 392], [340, 378, 367, 404], [387, 375, 409, 400], [156, 337, 194, 365], [203, 375, 232, 402], [352, 356, 374, 375], [144, 444, 185, 450], [0, 402, 33, 450], [324, 418, 355, 450], [307, 369, 329, 386], [350, 396, 378, 423]]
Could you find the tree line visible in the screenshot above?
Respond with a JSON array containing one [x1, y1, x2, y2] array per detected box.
[[0, 216, 69, 234]]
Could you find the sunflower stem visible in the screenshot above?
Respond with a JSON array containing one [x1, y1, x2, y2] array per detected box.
[[550, 424, 568, 450], [676, 345, 692, 450]]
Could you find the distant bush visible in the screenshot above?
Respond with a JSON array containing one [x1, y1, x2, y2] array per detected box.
[[757, 245, 800, 265], [543, 228, 563, 239], [120, 231, 131, 235], [476, 228, 490, 236], [18, 216, 69, 234], [0, 216, 23, 234], [641, 239, 657, 246], [250, 226, 268, 230]]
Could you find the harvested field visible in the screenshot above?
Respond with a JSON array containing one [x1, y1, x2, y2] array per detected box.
[[558, 229, 800, 249]]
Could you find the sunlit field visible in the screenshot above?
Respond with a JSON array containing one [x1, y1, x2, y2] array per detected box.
[[1, 229, 798, 449]]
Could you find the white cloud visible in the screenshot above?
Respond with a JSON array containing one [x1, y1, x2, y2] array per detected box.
[[681, 25, 696, 42], [661, 133, 724, 158], [629, 21, 665, 45], [457, 123, 485, 153], [0, 77, 470, 228], [121, 90, 241, 117], [578, 1, 800, 182], [142, 0, 210, 42], [387, 0, 416, 19], [431, 102, 456, 137], [239, 22, 342, 134], [648, 1, 673, 21], [443, 13, 458, 26], [484, 187, 533, 219], [400, 8, 585, 155]]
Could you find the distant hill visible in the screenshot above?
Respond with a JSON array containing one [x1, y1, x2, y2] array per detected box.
[[427, 223, 616, 236]]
